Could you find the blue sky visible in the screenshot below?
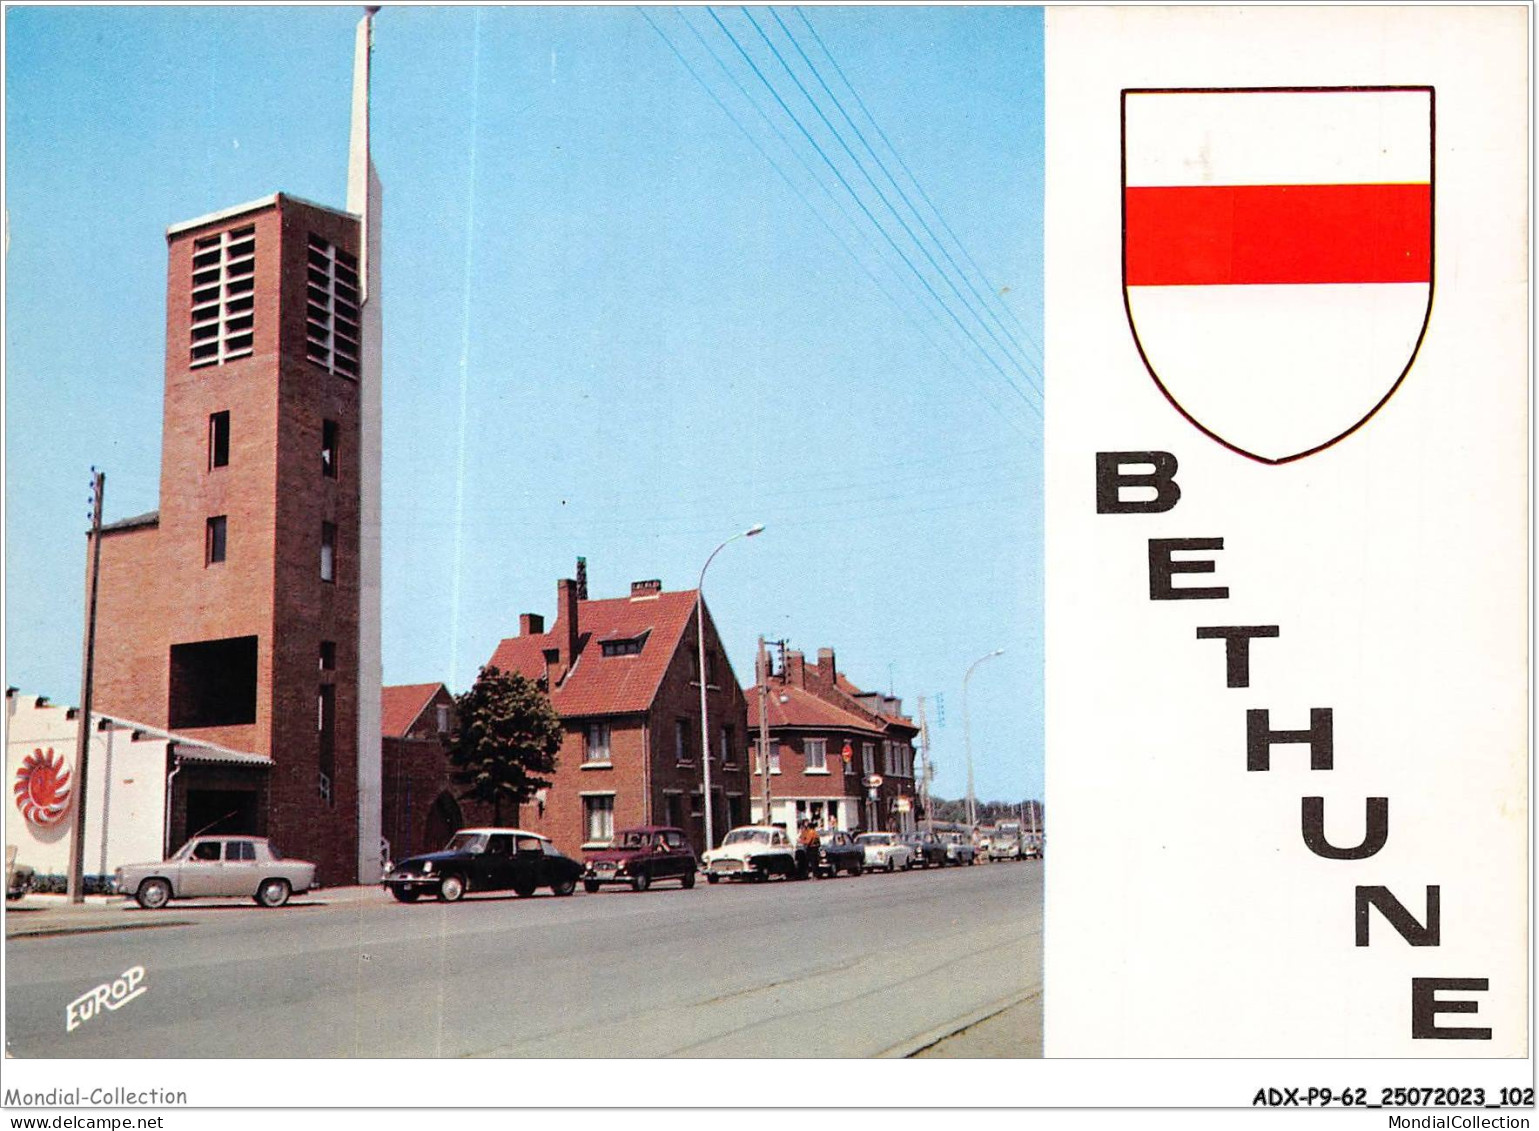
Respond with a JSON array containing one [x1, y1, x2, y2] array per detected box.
[[5, 6, 1044, 805]]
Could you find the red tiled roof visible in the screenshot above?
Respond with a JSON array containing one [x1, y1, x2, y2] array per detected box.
[[750, 683, 886, 735], [486, 590, 700, 717], [381, 683, 446, 738]]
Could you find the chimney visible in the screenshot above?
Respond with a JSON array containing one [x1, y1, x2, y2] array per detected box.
[[575, 557, 588, 600], [557, 578, 580, 671], [519, 613, 545, 637], [785, 650, 806, 688], [630, 579, 662, 599], [813, 648, 837, 688]]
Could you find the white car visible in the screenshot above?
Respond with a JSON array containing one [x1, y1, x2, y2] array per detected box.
[[855, 832, 914, 872], [701, 826, 805, 882], [115, 836, 316, 909]]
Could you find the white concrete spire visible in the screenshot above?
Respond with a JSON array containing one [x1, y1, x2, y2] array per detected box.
[[350, 6, 385, 884]]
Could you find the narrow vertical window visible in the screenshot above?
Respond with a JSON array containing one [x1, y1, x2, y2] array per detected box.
[[205, 516, 227, 565], [321, 419, 338, 479], [317, 684, 336, 805], [319, 641, 336, 671], [320, 522, 336, 582], [208, 411, 230, 469]]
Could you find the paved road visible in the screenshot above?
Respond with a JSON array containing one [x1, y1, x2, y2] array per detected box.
[[4, 859, 1040, 1058]]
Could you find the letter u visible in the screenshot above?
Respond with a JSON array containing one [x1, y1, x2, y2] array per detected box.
[[1302, 796, 1388, 860]]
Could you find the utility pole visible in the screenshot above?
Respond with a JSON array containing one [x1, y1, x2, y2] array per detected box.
[[755, 636, 772, 825], [917, 695, 934, 837], [67, 470, 105, 904]]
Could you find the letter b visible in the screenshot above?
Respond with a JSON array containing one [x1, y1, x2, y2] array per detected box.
[[1096, 451, 1181, 513]]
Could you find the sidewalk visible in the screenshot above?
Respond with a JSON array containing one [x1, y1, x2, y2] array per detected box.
[[4, 885, 384, 939]]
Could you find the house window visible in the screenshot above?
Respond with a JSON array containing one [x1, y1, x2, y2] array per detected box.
[[862, 742, 875, 775], [208, 411, 230, 469], [205, 516, 227, 565], [319, 641, 336, 671], [689, 792, 704, 819], [805, 738, 828, 773], [304, 234, 361, 379], [436, 704, 451, 735], [320, 522, 336, 582], [770, 748, 781, 774], [884, 742, 896, 776], [720, 726, 734, 765], [584, 795, 615, 843], [321, 419, 338, 478], [601, 637, 644, 657], [189, 225, 255, 368], [585, 721, 611, 763], [674, 719, 691, 764]]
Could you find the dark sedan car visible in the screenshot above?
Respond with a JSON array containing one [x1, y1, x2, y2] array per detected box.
[[811, 829, 865, 878], [900, 831, 950, 869], [582, 826, 697, 893], [383, 828, 582, 902]]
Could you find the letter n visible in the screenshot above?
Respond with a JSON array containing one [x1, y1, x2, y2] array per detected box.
[[1356, 886, 1440, 947]]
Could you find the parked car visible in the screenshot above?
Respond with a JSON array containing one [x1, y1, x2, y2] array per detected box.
[[582, 826, 697, 893], [6, 862, 35, 901], [900, 831, 950, 869], [701, 825, 806, 882], [811, 829, 865, 878], [115, 836, 316, 909], [988, 835, 1023, 862], [942, 832, 978, 866], [383, 828, 581, 902], [1023, 836, 1044, 860], [855, 832, 914, 872]]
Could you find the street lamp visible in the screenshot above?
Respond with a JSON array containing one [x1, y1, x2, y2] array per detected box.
[[697, 523, 764, 852], [962, 648, 1005, 838]]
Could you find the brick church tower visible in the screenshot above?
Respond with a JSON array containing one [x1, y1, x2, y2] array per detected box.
[[90, 13, 384, 885]]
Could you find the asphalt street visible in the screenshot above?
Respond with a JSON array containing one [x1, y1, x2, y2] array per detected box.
[[4, 858, 1041, 1058]]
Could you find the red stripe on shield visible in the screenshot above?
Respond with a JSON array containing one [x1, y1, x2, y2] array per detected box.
[[1125, 183, 1431, 286]]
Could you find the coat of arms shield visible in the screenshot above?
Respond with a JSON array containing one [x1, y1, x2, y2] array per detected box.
[[1122, 87, 1434, 463]]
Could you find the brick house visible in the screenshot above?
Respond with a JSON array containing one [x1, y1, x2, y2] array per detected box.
[[747, 648, 919, 834], [380, 682, 484, 864], [484, 575, 751, 858]]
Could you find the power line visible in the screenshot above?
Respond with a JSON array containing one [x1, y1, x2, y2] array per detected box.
[[707, 8, 1040, 420], [761, 7, 1044, 405], [641, 7, 1037, 436], [795, 7, 1045, 372]]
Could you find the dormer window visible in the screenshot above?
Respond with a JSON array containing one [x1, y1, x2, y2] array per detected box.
[[189, 225, 255, 368], [600, 632, 648, 658]]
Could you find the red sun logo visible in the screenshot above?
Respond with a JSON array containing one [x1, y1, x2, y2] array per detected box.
[[14, 747, 73, 827]]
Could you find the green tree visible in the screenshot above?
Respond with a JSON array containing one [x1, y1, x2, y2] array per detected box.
[[448, 666, 564, 826]]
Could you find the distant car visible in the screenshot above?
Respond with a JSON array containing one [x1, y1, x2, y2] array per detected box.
[[855, 832, 913, 872], [988, 836, 1023, 862], [582, 826, 697, 893], [1023, 837, 1044, 860], [811, 829, 865, 878], [383, 828, 581, 902], [941, 833, 978, 866], [900, 831, 949, 869], [6, 862, 35, 901], [701, 825, 806, 882], [115, 836, 316, 909]]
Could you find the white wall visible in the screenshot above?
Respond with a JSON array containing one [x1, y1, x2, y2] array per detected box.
[[5, 694, 167, 877]]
